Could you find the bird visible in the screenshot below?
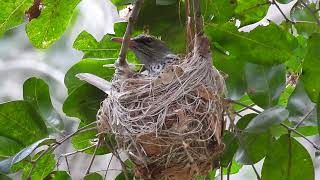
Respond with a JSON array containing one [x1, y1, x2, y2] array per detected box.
[[76, 35, 179, 94], [111, 35, 179, 75]]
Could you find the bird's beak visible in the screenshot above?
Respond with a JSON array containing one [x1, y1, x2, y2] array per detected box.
[[111, 37, 137, 48]]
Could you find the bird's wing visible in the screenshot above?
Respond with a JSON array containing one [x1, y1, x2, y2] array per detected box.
[[76, 73, 111, 95]]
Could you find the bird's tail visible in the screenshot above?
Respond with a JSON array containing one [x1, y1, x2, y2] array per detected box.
[[76, 73, 111, 95]]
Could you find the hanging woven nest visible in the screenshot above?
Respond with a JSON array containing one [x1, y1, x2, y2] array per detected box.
[[97, 37, 226, 179]]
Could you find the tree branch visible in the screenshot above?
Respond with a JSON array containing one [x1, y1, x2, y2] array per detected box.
[[117, 0, 144, 67], [271, 0, 295, 24], [192, 0, 203, 48]]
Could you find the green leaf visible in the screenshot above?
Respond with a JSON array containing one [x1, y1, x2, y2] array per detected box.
[[214, 55, 246, 100], [287, 82, 317, 126], [26, 0, 81, 48], [261, 134, 314, 180], [63, 84, 105, 125], [232, 94, 253, 111], [278, 85, 295, 106], [115, 172, 134, 180], [220, 131, 239, 167], [64, 59, 114, 93], [21, 152, 55, 180], [235, 114, 273, 165], [45, 171, 71, 180], [0, 136, 23, 160], [84, 172, 103, 180], [235, 0, 270, 25], [0, 138, 55, 173], [136, 0, 185, 53], [0, 173, 11, 180], [71, 131, 113, 155], [0, 101, 48, 146], [201, 0, 236, 24], [318, 92, 320, 135], [73, 31, 119, 60], [244, 106, 289, 133], [205, 22, 298, 65], [245, 63, 286, 108], [0, 0, 33, 36], [300, 33, 320, 102], [222, 160, 243, 175], [23, 77, 64, 133], [111, 0, 135, 6], [291, 2, 320, 37]]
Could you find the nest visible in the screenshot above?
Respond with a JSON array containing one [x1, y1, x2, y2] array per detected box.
[[97, 38, 226, 179]]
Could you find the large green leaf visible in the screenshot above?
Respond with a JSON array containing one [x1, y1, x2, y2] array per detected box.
[[0, 136, 23, 161], [136, 0, 185, 53], [261, 134, 314, 180], [235, 0, 270, 25], [0, 101, 48, 146], [244, 106, 289, 133], [26, 0, 81, 48], [23, 77, 64, 133], [287, 82, 317, 126], [291, 2, 320, 37], [205, 22, 298, 65], [64, 59, 114, 94], [245, 63, 286, 108], [235, 114, 273, 165], [0, 0, 33, 36], [214, 54, 246, 100], [0, 138, 55, 173], [63, 84, 105, 125], [220, 131, 239, 167], [201, 0, 236, 24], [21, 152, 55, 180], [300, 33, 320, 102]]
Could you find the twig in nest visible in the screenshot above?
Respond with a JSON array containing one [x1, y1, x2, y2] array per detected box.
[[193, 0, 203, 47], [117, 0, 144, 67]]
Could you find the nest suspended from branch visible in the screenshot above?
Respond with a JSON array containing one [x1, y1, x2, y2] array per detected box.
[[97, 37, 226, 179]]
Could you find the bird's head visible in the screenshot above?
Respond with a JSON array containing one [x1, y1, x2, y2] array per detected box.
[[111, 35, 172, 65]]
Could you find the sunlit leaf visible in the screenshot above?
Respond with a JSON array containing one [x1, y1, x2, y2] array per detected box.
[[201, 0, 236, 24], [26, 0, 81, 48], [0, 0, 33, 36], [222, 160, 243, 175], [21, 152, 55, 180], [45, 171, 71, 180], [0, 101, 48, 146]]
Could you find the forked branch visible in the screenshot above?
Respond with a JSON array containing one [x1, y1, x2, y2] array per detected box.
[[117, 0, 144, 67]]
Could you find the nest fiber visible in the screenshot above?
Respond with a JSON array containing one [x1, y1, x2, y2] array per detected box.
[[97, 39, 226, 179]]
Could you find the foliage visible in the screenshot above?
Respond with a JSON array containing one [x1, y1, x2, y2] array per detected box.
[[0, 0, 319, 179]]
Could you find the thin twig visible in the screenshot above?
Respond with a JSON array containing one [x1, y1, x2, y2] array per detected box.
[[227, 161, 232, 180], [251, 164, 261, 180], [117, 0, 144, 67], [293, 107, 315, 129], [281, 123, 320, 150], [85, 139, 101, 175], [65, 156, 71, 175], [225, 99, 261, 114], [104, 154, 114, 180]]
